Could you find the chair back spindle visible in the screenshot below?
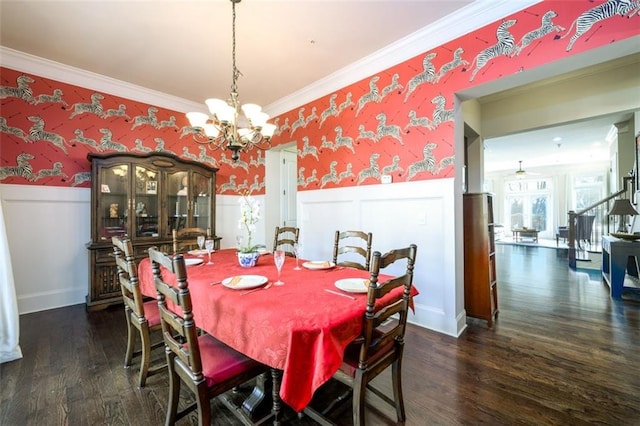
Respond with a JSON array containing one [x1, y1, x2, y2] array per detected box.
[[273, 226, 300, 257], [113, 236, 146, 319], [172, 227, 209, 254], [332, 230, 373, 270]]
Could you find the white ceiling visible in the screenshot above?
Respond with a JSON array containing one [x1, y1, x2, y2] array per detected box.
[[484, 112, 631, 174], [0, 0, 476, 108]]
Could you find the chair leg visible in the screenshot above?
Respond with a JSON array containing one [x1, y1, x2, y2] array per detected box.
[[165, 361, 180, 426], [195, 384, 211, 426], [123, 310, 135, 368], [391, 358, 406, 422], [352, 372, 366, 426], [137, 323, 151, 387]]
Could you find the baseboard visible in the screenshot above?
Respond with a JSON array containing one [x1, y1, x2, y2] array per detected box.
[[18, 287, 86, 315]]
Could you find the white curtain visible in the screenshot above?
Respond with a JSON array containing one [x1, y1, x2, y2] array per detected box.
[[0, 197, 22, 363]]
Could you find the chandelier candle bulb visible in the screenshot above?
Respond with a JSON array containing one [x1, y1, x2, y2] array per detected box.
[[186, 112, 208, 127], [250, 111, 269, 128], [203, 124, 219, 138], [218, 104, 236, 124], [262, 123, 277, 138], [205, 98, 228, 116], [241, 103, 262, 117]]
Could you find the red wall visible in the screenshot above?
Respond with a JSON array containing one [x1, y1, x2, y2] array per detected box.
[[1, 0, 639, 194]]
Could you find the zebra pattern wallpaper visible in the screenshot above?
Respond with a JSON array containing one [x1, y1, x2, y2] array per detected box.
[[1, 0, 639, 194]]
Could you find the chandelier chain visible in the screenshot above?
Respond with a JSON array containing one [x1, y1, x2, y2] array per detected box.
[[231, 0, 238, 95]]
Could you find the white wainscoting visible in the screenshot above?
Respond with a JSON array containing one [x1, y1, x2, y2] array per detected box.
[[296, 179, 461, 336], [1, 180, 464, 336], [1, 184, 90, 314]]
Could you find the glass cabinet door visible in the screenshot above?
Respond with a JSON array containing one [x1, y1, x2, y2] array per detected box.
[[167, 170, 189, 236], [97, 164, 129, 240], [192, 171, 212, 232], [134, 165, 160, 238]]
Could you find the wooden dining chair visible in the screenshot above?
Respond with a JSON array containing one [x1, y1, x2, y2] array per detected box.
[[148, 247, 269, 425], [111, 236, 165, 387], [273, 226, 300, 257], [332, 230, 373, 270], [172, 227, 208, 254], [305, 243, 417, 426]]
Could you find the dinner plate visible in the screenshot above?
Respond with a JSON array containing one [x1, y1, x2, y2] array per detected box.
[[334, 278, 370, 293], [222, 275, 268, 290], [184, 258, 203, 266], [302, 260, 335, 270], [188, 249, 208, 256]]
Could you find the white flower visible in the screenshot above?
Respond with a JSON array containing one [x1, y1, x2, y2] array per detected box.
[[237, 191, 260, 253]]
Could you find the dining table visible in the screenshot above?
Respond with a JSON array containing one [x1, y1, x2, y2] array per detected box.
[[137, 248, 417, 415]]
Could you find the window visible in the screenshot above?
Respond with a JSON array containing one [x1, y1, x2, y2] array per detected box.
[[504, 178, 551, 234], [572, 174, 605, 210]]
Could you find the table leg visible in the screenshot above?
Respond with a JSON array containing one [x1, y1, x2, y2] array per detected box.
[[609, 251, 626, 299], [239, 372, 273, 423], [271, 369, 283, 426]]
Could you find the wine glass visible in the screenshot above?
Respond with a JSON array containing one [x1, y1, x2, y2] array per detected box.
[[273, 249, 285, 286], [235, 235, 243, 249], [293, 242, 302, 270], [205, 239, 214, 265], [196, 235, 205, 257]]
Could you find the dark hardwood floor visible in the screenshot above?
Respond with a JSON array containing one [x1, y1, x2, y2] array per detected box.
[[1, 244, 639, 425]]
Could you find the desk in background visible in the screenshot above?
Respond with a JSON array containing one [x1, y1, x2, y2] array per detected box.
[[601, 235, 640, 298]]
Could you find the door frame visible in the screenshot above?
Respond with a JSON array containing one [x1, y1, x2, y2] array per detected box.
[[264, 142, 297, 247]]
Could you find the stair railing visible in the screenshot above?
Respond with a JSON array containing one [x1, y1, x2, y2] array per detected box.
[[568, 176, 635, 269]]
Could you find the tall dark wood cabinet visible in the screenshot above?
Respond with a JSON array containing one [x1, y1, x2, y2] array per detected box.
[[86, 152, 219, 311], [463, 193, 498, 326]]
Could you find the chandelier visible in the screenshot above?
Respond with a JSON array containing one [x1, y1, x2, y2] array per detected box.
[[186, 0, 275, 162]]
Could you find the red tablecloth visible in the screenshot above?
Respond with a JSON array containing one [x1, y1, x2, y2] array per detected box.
[[138, 249, 416, 412]]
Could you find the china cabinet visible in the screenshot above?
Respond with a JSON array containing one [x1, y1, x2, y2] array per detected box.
[[463, 192, 499, 326], [86, 152, 219, 311]]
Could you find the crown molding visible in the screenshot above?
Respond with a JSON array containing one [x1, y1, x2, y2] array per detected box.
[[0, 0, 540, 116], [266, 0, 541, 116], [0, 46, 203, 113]]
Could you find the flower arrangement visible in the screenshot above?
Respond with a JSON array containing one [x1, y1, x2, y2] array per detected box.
[[237, 190, 260, 253]]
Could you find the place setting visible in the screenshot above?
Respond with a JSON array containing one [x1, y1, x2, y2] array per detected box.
[[185, 237, 216, 266], [301, 260, 336, 270], [210, 274, 270, 295], [183, 258, 204, 267], [323, 277, 371, 300]]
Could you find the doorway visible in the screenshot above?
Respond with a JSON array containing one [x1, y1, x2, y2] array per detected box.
[[458, 52, 638, 329], [265, 142, 298, 244], [280, 149, 297, 227]]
